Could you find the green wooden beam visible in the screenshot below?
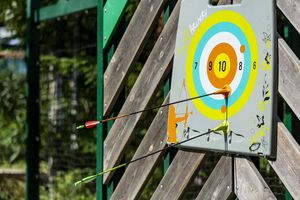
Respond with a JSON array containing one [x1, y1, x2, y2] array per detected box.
[[96, 0, 104, 199], [36, 0, 97, 22], [283, 17, 300, 200], [163, 0, 176, 174], [103, 0, 128, 49], [26, 0, 40, 199]]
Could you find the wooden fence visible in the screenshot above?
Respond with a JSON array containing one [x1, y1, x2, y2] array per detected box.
[[101, 0, 300, 199]]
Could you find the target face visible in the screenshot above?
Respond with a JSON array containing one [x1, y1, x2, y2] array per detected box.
[[168, 0, 277, 157], [186, 10, 258, 120]]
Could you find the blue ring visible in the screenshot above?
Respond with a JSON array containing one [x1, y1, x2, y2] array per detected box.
[[192, 22, 251, 109]]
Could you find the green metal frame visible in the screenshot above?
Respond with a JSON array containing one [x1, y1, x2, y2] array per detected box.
[[96, 0, 104, 199], [103, 0, 128, 48], [37, 0, 97, 22], [163, 0, 176, 174], [283, 16, 300, 200], [104, 35, 125, 200], [26, 0, 40, 199], [26, 0, 128, 199]]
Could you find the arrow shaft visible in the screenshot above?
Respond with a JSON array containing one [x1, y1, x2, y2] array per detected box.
[[74, 129, 213, 186], [77, 92, 215, 129]]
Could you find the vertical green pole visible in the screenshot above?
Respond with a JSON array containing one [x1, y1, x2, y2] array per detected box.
[[283, 104, 293, 200], [104, 20, 126, 199], [105, 45, 115, 199], [283, 19, 293, 200], [163, 0, 176, 173], [26, 0, 39, 199], [97, 0, 105, 199]]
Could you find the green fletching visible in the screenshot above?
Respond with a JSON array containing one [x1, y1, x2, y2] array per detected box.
[[74, 174, 97, 187], [74, 163, 127, 187], [76, 125, 85, 130]]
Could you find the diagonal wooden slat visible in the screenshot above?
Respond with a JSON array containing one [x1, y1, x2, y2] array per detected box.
[[196, 156, 234, 200], [235, 157, 276, 200], [232, 0, 242, 4], [278, 37, 300, 119], [103, 0, 167, 116], [103, 1, 180, 184], [268, 121, 300, 199], [218, 0, 232, 4], [277, 0, 300, 34], [110, 95, 169, 200], [150, 151, 207, 200]]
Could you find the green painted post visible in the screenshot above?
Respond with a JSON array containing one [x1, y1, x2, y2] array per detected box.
[[283, 104, 293, 200], [26, 0, 40, 199], [105, 20, 126, 199], [96, 0, 105, 199], [37, 0, 98, 22], [163, 0, 176, 173], [103, 0, 128, 49], [105, 41, 117, 200], [283, 19, 293, 200]]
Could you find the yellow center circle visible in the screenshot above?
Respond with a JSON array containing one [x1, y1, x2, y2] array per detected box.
[[213, 53, 231, 79]]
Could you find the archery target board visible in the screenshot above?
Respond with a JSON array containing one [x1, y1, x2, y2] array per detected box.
[[168, 0, 277, 157]]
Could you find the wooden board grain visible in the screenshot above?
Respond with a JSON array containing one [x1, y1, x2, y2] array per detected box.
[[235, 157, 276, 200], [278, 37, 300, 119], [103, 0, 167, 116], [110, 95, 169, 200], [150, 151, 206, 200], [218, 0, 232, 4], [277, 0, 300, 34], [196, 156, 234, 200], [103, 1, 180, 184], [269, 121, 300, 199], [232, 0, 242, 4]]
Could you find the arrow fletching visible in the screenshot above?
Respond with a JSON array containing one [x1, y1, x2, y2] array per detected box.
[[76, 121, 100, 130]]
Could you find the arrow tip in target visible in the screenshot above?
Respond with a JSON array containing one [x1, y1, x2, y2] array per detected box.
[[214, 84, 232, 98]]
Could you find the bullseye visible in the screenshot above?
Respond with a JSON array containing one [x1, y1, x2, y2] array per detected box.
[[207, 42, 237, 89], [214, 53, 231, 79]]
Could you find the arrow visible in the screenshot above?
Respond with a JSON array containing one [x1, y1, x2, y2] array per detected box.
[[74, 129, 214, 187], [76, 85, 231, 130]]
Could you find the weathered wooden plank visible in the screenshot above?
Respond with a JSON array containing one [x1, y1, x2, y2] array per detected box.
[[103, 0, 167, 116], [277, 0, 300, 34], [103, 1, 180, 184], [110, 95, 169, 200], [196, 156, 233, 200], [218, 0, 232, 4], [235, 157, 276, 200], [215, 0, 241, 5], [268, 121, 300, 199], [150, 151, 206, 200], [278, 37, 300, 119], [233, 0, 242, 4]]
